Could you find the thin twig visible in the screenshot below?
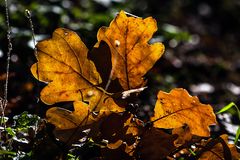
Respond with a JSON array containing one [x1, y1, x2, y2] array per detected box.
[[25, 9, 40, 103], [4, 0, 12, 102], [1, 0, 13, 128], [25, 9, 37, 56]]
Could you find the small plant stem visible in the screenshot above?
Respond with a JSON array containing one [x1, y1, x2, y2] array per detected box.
[[25, 9, 40, 104], [1, 0, 12, 127]]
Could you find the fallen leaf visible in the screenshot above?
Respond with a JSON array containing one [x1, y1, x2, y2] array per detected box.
[[46, 101, 111, 130], [199, 134, 240, 160], [97, 10, 165, 90], [137, 128, 177, 160], [95, 112, 141, 156], [172, 126, 193, 147], [31, 28, 123, 113], [46, 101, 115, 144], [151, 88, 217, 137]]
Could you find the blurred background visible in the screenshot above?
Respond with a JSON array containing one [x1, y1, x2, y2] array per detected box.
[[0, 0, 239, 144]]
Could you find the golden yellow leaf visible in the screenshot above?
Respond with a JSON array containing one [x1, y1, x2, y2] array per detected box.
[[199, 134, 240, 160], [151, 88, 217, 137], [97, 10, 165, 90], [31, 28, 123, 113], [31, 28, 98, 105], [46, 101, 112, 130]]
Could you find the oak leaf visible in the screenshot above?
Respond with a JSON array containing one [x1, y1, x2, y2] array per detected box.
[[31, 28, 123, 113], [46, 101, 112, 130], [30, 28, 124, 138], [151, 88, 217, 137], [97, 10, 165, 90]]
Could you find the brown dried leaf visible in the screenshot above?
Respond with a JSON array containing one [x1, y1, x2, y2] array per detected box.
[[151, 88, 217, 137], [172, 126, 193, 147], [199, 134, 240, 160], [137, 128, 178, 160], [96, 112, 141, 156]]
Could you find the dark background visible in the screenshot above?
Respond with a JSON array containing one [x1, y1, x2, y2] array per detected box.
[[0, 0, 239, 143]]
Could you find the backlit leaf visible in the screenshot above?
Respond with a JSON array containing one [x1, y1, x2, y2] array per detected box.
[[31, 28, 98, 104], [31, 28, 123, 113], [151, 88, 217, 137], [46, 101, 112, 130], [30, 28, 125, 137], [28, 11, 229, 160], [97, 11, 165, 90]]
